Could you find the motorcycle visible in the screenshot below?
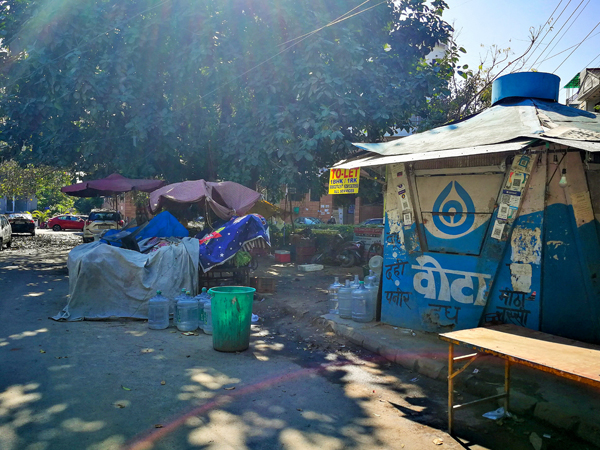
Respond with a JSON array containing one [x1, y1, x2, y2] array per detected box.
[[311, 234, 365, 267]]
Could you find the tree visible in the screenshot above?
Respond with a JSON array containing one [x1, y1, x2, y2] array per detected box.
[[1, 0, 456, 197], [0, 160, 74, 211], [416, 29, 543, 131]]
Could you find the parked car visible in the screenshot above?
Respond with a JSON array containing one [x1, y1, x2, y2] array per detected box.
[[47, 214, 86, 231], [359, 218, 384, 227], [83, 210, 123, 243], [7, 213, 36, 235], [294, 217, 323, 225], [0, 214, 12, 250]]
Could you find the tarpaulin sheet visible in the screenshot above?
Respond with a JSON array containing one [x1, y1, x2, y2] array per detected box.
[[348, 99, 600, 159], [149, 180, 261, 220], [198, 215, 270, 272], [53, 238, 199, 321], [101, 211, 188, 246], [62, 173, 165, 197]]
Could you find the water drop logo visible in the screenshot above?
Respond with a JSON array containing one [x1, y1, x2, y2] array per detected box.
[[432, 181, 475, 237]]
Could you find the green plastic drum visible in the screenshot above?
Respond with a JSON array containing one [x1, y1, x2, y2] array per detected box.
[[208, 286, 256, 352]]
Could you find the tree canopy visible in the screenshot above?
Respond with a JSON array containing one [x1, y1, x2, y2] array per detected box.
[[0, 159, 75, 211], [1, 0, 455, 197]]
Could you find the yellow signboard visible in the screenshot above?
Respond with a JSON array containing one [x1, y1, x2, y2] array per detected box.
[[329, 168, 360, 194]]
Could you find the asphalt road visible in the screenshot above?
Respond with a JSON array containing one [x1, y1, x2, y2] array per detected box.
[[1, 231, 595, 450]]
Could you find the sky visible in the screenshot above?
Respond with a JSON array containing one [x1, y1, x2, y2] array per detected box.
[[441, 0, 600, 103]]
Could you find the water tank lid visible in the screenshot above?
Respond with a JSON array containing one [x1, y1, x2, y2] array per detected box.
[[491, 72, 560, 105]]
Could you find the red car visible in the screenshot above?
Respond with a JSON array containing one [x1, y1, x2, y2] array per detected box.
[[47, 215, 85, 231]]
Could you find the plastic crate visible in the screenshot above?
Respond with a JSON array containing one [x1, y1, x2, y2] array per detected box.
[[250, 276, 277, 293]]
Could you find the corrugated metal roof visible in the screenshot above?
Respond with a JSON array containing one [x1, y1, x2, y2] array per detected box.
[[341, 99, 600, 168], [540, 137, 600, 153], [333, 140, 532, 169]]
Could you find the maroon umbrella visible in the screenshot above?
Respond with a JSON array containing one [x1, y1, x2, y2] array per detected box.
[[61, 173, 165, 197], [149, 180, 261, 220]]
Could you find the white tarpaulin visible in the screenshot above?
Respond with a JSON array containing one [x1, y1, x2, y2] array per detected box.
[[53, 238, 199, 321]]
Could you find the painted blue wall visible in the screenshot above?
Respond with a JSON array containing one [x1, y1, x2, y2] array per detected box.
[[542, 204, 600, 342], [381, 156, 600, 343], [483, 211, 543, 331]]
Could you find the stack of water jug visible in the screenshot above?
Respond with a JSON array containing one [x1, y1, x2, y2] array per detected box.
[[328, 271, 379, 323], [147, 287, 213, 334]]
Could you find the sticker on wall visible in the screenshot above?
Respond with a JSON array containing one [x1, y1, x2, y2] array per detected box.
[[510, 263, 532, 293], [513, 155, 533, 173], [501, 189, 521, 208], [403, 211, 413, 226], [506, 172, 528, 192], [497, 204, 510, 220], [401, 197, 411, 211], [491, 220, 505, 240], [397, 184, 406, 196], [386, 209, 404, 235], [570, 191, 595, 226]]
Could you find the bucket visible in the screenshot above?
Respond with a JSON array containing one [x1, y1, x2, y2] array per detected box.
[[208, 286, 256, 352]]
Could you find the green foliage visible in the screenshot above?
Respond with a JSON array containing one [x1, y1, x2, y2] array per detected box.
[[73, 197, 103, 215], [233, 251, 252, 268], [1, 0, 455, 193], [0, 160, 74, 211], [416, 44, 517, 131], [31, 209, 52, 223]]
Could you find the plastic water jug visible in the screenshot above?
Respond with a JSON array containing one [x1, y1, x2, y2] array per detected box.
[[203, 299, 213, 335], [327, 277, 343, 314], [366, 269, 379, 288], [365, 278, 378, 320], [338, 280, 354, 319], [352, 274, 360, 289], [369, 255, 383, 273], [148, 290, 169, 330], [175, 292, 198, 331], [352, 281, 373, 323], [172, 288, 186, 323], [195, 287, 211, 331]]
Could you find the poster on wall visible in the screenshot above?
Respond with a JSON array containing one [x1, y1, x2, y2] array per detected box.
[[329, 168, 360, 194]]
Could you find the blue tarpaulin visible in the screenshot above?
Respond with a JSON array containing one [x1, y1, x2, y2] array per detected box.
[[102, 211, 188, 246]]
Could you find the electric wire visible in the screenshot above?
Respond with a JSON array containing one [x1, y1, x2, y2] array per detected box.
[[529, 0, 587, 70], [554, 20, 600, 72], [521, 0, 572, 68], [537, 0, 590, 68], [277, 0, 373, 47], [581, 48, 600, 69], [534, 30, 600, 65]]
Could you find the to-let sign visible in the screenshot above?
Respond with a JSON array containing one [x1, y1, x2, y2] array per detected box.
[[329, 168, 360, 194]]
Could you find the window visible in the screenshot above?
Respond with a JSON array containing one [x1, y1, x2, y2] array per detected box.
[[309, 189, 320, 202]]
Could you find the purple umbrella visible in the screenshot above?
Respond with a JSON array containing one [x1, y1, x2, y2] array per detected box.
[[61, 173, 165, 197]]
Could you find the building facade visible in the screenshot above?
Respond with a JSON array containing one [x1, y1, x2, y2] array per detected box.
[[0, 196, 38, 214], [336, 72, 600, 344]]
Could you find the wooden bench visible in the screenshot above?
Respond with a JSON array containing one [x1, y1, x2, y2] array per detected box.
[[439, 324, 600, 435]]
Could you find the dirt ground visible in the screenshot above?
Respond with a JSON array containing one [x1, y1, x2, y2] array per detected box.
[[1, 231, 598, 450]]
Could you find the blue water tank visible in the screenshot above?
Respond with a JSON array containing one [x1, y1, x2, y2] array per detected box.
[[491, 72, 560, 105]]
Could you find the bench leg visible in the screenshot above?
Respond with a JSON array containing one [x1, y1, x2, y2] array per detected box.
[[448, 343, 454, 434], [504, 359, 511, 414]]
